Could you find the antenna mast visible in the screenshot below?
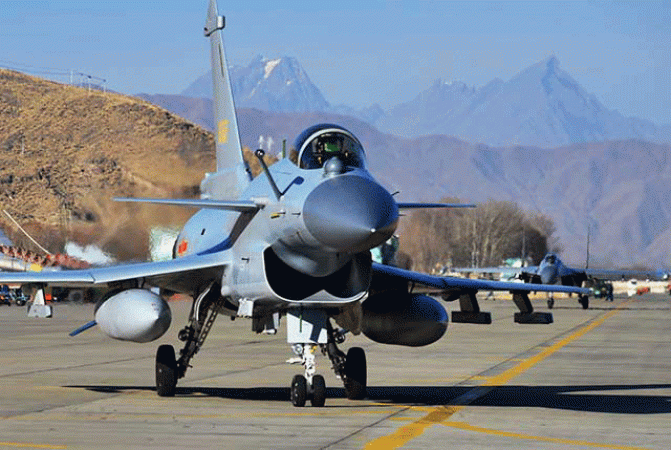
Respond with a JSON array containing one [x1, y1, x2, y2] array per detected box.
[[585, 223, 591, 269]]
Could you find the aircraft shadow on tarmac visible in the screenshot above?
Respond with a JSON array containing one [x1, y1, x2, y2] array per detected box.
[[68, 384, 671, 414]]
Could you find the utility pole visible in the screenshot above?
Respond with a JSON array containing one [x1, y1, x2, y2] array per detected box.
[[585, 223, 591, 269]]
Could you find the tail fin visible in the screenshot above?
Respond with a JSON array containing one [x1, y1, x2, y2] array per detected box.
[[201, 0, 252, 199]]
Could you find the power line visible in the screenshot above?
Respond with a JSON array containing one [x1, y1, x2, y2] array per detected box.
[[0, 59, 107, 92], [0, 59, 70, 76]]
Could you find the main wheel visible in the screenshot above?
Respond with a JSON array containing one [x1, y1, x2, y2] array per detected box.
[[291, 374, 307, 407], [310, 374, 326, 407], [156, 344, 177, 397], [344, 347, 367, 400], [547, 298, 555, 309], [579, 295, 589, 310]]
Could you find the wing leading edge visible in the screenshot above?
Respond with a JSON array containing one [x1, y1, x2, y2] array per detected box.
[[372, 263, 591, 295], [115, 197, 260, 212], [584, 268, 667, 281], [372, 263, 591, 324], [0, 252, 230, 297]]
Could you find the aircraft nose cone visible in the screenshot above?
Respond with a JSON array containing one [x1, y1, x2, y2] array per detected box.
[[540, 265, 558, 285], [303, 174, 399, 252]]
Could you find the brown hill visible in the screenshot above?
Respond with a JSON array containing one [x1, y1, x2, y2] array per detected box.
[[0, 69, 216, 260]]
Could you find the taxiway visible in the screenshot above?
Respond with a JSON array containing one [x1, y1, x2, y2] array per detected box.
[[0, 292, 669, 449]]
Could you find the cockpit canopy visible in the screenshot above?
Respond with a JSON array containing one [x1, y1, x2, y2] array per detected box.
[[543, 254, 557, 264], [294, 124, 366, 170]]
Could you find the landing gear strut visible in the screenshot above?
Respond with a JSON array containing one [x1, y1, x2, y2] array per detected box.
[[323, 322, 367, 400], [155, 284, 223, 397], [288, 320, 367, 407], [289, 343, 327, 407]]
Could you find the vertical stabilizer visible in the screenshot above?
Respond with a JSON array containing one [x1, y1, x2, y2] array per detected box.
[[201, 0, 251, 199]]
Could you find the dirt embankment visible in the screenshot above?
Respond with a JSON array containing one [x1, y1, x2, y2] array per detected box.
[[0, 69, 217, 260]]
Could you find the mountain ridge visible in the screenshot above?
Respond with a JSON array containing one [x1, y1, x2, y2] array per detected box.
[[176, 54, 671, 149], [377, 56, 671, 147]]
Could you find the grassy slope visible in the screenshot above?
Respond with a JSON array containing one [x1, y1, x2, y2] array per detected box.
[[0, 69, 216, 260]]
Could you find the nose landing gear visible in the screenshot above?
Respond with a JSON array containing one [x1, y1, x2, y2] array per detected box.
[[289, 344, 327, 407], [288, 320, 367, 407]]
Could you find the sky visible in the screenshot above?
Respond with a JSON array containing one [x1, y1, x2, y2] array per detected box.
[[2, 1, 670, 124]]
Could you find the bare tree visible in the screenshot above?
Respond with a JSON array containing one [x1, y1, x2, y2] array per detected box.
[[398, 197, 467, 272], [399, 199, 559, 272], [465, 200, 525, 267]]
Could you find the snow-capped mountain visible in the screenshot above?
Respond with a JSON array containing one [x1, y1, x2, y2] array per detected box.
[[180, 54, 671, 148], [376, 56, 671, 148], [181, 55, 329, 113]]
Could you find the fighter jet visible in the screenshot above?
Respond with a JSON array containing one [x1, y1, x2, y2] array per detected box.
[[454, 252, 665, 309], [0, 0, 591, 407]]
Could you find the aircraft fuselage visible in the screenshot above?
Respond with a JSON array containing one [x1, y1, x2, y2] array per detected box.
[[174, 156, 399, 309]]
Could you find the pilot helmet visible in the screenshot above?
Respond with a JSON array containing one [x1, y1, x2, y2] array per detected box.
[[295, 124, 366, 170]]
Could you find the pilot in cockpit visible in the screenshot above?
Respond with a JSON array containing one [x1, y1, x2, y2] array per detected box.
[[296, 125, 366, 170], [313, 138, 339, 167], [312, 135, 347, 167]]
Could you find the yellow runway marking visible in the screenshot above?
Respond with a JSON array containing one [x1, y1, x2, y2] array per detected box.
[[468, 375, 490, 381], [364, 406, 459, 449], [482, 304, 627, 388], [364, 300, 634, 450], [0, 442, 66, 449], [441, 421, 650, 450]]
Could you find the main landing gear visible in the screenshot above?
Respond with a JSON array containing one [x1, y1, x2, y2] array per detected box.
[[288, 322, 367, 407], [547, 294, 589, 310], [155, 284, 223, 397], [578, 295, 589, 310], [155, 294, 367, 407]]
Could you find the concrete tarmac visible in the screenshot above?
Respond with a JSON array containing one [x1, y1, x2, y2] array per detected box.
[[0, 292, 670, 449]]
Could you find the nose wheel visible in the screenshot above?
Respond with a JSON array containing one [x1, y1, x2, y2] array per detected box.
[[288, 330, 368, 406], [290, 373, 326, 407], [290, 375, 307, 407], [311, 374, 326, 407], [289, 344, 327, 407]]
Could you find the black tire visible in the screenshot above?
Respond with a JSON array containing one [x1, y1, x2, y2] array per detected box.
[[310, 374, 326, 407], [547, 298, 555, 309], [291, 374, 307, 407], [579, 295, 589, 310], [156, 344, 177, 397], [344, 347, 367, 400]]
